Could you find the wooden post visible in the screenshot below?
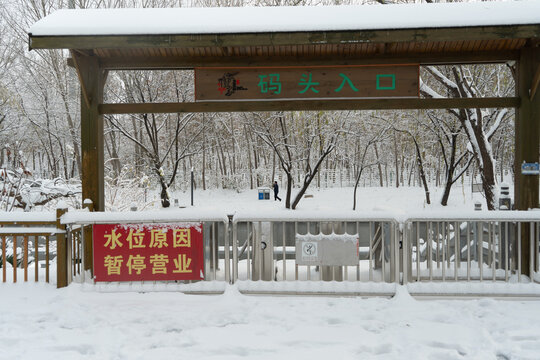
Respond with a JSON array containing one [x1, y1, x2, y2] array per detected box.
[[515, 45, 540, 276], [56, 207, 68, 288], [72, 53, 107, 212], [83, 199, 94, 274]]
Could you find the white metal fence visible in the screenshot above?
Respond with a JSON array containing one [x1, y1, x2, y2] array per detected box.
[[3, 209, 538, 295], [230, 216, 400, 284], [403, 216, 540, 284]]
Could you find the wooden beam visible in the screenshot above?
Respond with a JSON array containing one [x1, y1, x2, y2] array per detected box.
[[29, 24, 540, 50], [95, 51, 520, 70], [530, 63, 540, 100], [71, 51, 94, 109], [99, 97, 520, 115], [74, 54, 107, 274], [515, 46, 540, 276], [75, 54, 106, 215]]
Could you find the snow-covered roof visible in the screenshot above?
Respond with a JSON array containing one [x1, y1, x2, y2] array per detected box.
[[29, 1, 540, 37]]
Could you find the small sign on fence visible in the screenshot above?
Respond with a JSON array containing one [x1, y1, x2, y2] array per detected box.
[[93, 223, 204, 282], [295, 234, 359, 266]]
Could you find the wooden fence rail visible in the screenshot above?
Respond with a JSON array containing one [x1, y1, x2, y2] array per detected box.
[[0, 212, 65, 286]]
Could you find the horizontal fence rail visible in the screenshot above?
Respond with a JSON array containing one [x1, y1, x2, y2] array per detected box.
[[2, 209, 540, 294]]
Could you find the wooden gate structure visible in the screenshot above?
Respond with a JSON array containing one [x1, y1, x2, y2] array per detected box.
[[28, 2, 540, 275]]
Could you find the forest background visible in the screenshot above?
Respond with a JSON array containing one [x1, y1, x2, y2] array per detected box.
[[0, 0, 516, 212]]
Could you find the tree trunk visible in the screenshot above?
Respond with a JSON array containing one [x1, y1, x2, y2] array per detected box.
[[393, 131, 400, 188], [412, 138, 430, 205], [374, 143, 384, 187], [285, 171, 293, 209], [291, 147, 334, 209]]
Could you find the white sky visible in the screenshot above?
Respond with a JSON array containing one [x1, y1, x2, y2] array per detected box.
[[29, 1, 540, 36]]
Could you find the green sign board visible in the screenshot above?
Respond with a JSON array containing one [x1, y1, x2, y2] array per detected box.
[[195, 65, 419, 101]]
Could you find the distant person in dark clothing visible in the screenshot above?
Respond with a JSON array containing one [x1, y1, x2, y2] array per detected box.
[[273, 181, 281, 201]]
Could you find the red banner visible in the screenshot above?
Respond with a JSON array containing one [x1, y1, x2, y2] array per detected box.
[[93, 223, 204, 282]]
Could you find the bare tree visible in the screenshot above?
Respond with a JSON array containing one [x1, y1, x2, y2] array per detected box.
[[343, 118, 390, 210], [108, 70, 203, 207], [423, 111, 472, 206], [421, 65, 513, 209]]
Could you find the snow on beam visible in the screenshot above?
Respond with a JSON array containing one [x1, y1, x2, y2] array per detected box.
[[61, 209, 230, 225], [28, 2, 540, 37], [0, 227, 65, 235]]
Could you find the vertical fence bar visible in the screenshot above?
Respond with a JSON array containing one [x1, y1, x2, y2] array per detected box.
[[534, 223, 540, 272], [436, 222, 440, 269], [74, 230, 77, 276], [446, 222, 451, 269], [247, 222, 251, 281], [34, 236, 38, 282], [492, 223, 496, 281], [282, 221, 286, 281], [498, 222, 503, 276], [13, 236, 17, 283], [76, 230, 79, 275], [416, 222, 420, 282], [77, 230, 81, 275], [212, 223, 216, 280], [66, 226, 72, 285], [356, 222, 360, 281], [72, 231, 76, 277], [2, 236, 5, 282], [232, 222, 238, 283], [46, 235, 50, 283], [442, 222, 446, 282], [71, 231, 74, 276], [479, 221, 483, 282], [295, 222, 299, 281], [24, 235, 28, 282], [402, 222, 408, 285], [428, 221, 433, 281], [530, 222, 534, 278], [381, 223, 386, 282], [369, 221, 373, 282], [518, 222, 522, 282], [321, 221, 324, 281], [488, 222, 492, 269], [258, 222, 263, 281], [505, 222, 509, 282], [394, 222, 399, 284], [81, 226, 85, 283], [225, 221, 230, 283], [342, 221, 348, 281], [306, 224, 311, 281], [454, 221, 459, 281], [270, 222, 274, 282], [467, 221, 471, 281]]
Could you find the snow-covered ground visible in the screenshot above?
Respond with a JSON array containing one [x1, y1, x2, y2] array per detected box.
[[173, 183, 485, 213], [1, 283, 539, 360], [3, 186, 540, 359]]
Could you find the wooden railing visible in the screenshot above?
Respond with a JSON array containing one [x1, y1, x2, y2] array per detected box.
[[69, 225, 83, 281], [0, 212, 62, 285]]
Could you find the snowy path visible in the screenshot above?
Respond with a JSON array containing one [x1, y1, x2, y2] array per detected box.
[[1, 284, 539, 360]]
